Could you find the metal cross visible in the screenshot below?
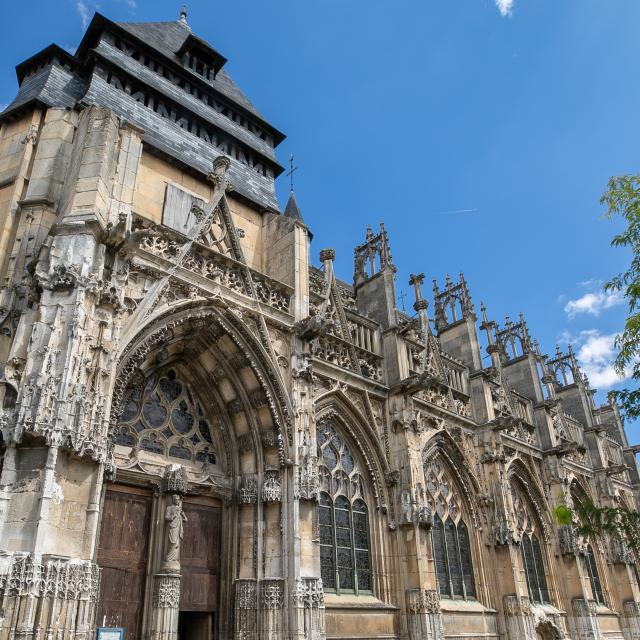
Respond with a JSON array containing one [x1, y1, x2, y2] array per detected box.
[[398, 290, 407, 311], [285, 154, 298, 191]]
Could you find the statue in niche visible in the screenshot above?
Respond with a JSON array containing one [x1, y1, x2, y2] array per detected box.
[[162, 494, 187, 571]]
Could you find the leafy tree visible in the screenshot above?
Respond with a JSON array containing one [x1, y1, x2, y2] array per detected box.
[[554, 502, 640, 549], [601, 174, 640, 418], [552, 175, 640, 541]]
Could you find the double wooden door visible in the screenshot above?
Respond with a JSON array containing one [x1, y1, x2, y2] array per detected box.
[[96, 485, 222, 640]]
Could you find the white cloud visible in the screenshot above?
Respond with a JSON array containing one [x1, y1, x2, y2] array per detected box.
[[495, 0, 514, 16], [76, 1, 90, 30], [576, 331, 623, 388], [564, 290, 624, 319], [559, 329, 627, 389]]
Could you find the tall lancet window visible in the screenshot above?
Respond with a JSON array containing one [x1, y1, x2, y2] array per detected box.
[[425, 456, 476, 599], [511, 484, 550, 604], [317, 420, 372, 594], [584, 545, 604, 605]]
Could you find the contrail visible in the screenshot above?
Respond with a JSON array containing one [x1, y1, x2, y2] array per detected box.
[[433, 208, 478, 215]]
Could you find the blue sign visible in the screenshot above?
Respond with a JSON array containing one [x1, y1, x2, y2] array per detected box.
[[96, 628, 124, 640]]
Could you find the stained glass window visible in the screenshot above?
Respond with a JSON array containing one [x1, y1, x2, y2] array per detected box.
[[584, 545, 604, 605], [425, 456, 475, 599], [520, 533, 550, 604], [510, 481, 550, 605], [116, 368, 217, 465], [317, 420, 372, 594]]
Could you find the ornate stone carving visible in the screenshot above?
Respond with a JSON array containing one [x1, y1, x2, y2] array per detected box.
[[235, 580, 257, 640], [0, 554, 101, 640], [558, 525, 587, 556], [503, 595, 533, 617], [398, 486, 432, 528], [406, 588, 440, 614], [262, 469, 282, 502], [405, 588, 443, 640], [261, 579, 285, 609], [153, 574, 180, 608], [295, 456, 319, 501], [290, 578, 325, 608], [240, 475, 258, 504], [609, 533, 634, 564], [164, 464, 189, 494]]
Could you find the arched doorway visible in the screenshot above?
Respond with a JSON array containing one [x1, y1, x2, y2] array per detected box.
[[95, 306, 292, 640], [96, 364, 226, 640]]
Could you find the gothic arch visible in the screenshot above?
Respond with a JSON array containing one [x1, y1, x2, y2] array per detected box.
[[506, 459, 554, 542], [111, 300, 294, 465], [314, 398, 395, 603], [422, 431, 483, 529], [421, 432, 491, 604], [315, 394, 389, 510]]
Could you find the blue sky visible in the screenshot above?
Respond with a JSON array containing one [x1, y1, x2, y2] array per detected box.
[[1, 0, 639, 437]]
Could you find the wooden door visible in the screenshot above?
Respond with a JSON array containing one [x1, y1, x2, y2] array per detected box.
[[96, 485, 152, 640], [179, 498, 222, 611]]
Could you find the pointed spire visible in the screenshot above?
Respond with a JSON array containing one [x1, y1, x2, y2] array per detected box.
[[179, 5, 189, 25], [283, 190, 303, 222]]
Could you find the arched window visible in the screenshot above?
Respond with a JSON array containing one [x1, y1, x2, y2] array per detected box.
[[318, 420, 372, 595], [115, 368, 217, 465], [584, 545, 604, 605], [511, 483, 550, 604], [425, 456, 475, 599]]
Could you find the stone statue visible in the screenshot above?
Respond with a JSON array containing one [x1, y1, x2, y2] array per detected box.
[[162, 494, 187, 570]]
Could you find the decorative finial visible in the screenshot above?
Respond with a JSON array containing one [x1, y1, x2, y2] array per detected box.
[[179, 5, 188, 24]]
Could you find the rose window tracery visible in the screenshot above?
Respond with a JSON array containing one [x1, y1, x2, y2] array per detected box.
[[115, 369, 217, 465]]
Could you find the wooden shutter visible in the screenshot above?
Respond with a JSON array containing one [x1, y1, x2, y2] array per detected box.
[[96, 486, 152, 640], [162, 184, 204, 235]]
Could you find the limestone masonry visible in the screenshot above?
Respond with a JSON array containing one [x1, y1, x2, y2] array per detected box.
[[0, 8, 638, 640]]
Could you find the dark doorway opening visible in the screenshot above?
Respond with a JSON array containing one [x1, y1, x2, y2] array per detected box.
[[178, 611, 213, 640]]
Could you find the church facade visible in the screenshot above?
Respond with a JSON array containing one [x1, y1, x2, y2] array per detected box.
[[0, 9, 638, 640]]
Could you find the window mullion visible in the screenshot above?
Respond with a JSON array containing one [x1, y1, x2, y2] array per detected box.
[[442, 518, 453, 597], [332, 501, 340, 595], [351, 505, 359, 596]]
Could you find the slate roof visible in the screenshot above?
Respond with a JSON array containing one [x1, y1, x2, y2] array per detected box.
[[2, 64, 85, 115], [115, 20, 269, 126], [1, 12, 287, 213], [283, 190, 303, 222]]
